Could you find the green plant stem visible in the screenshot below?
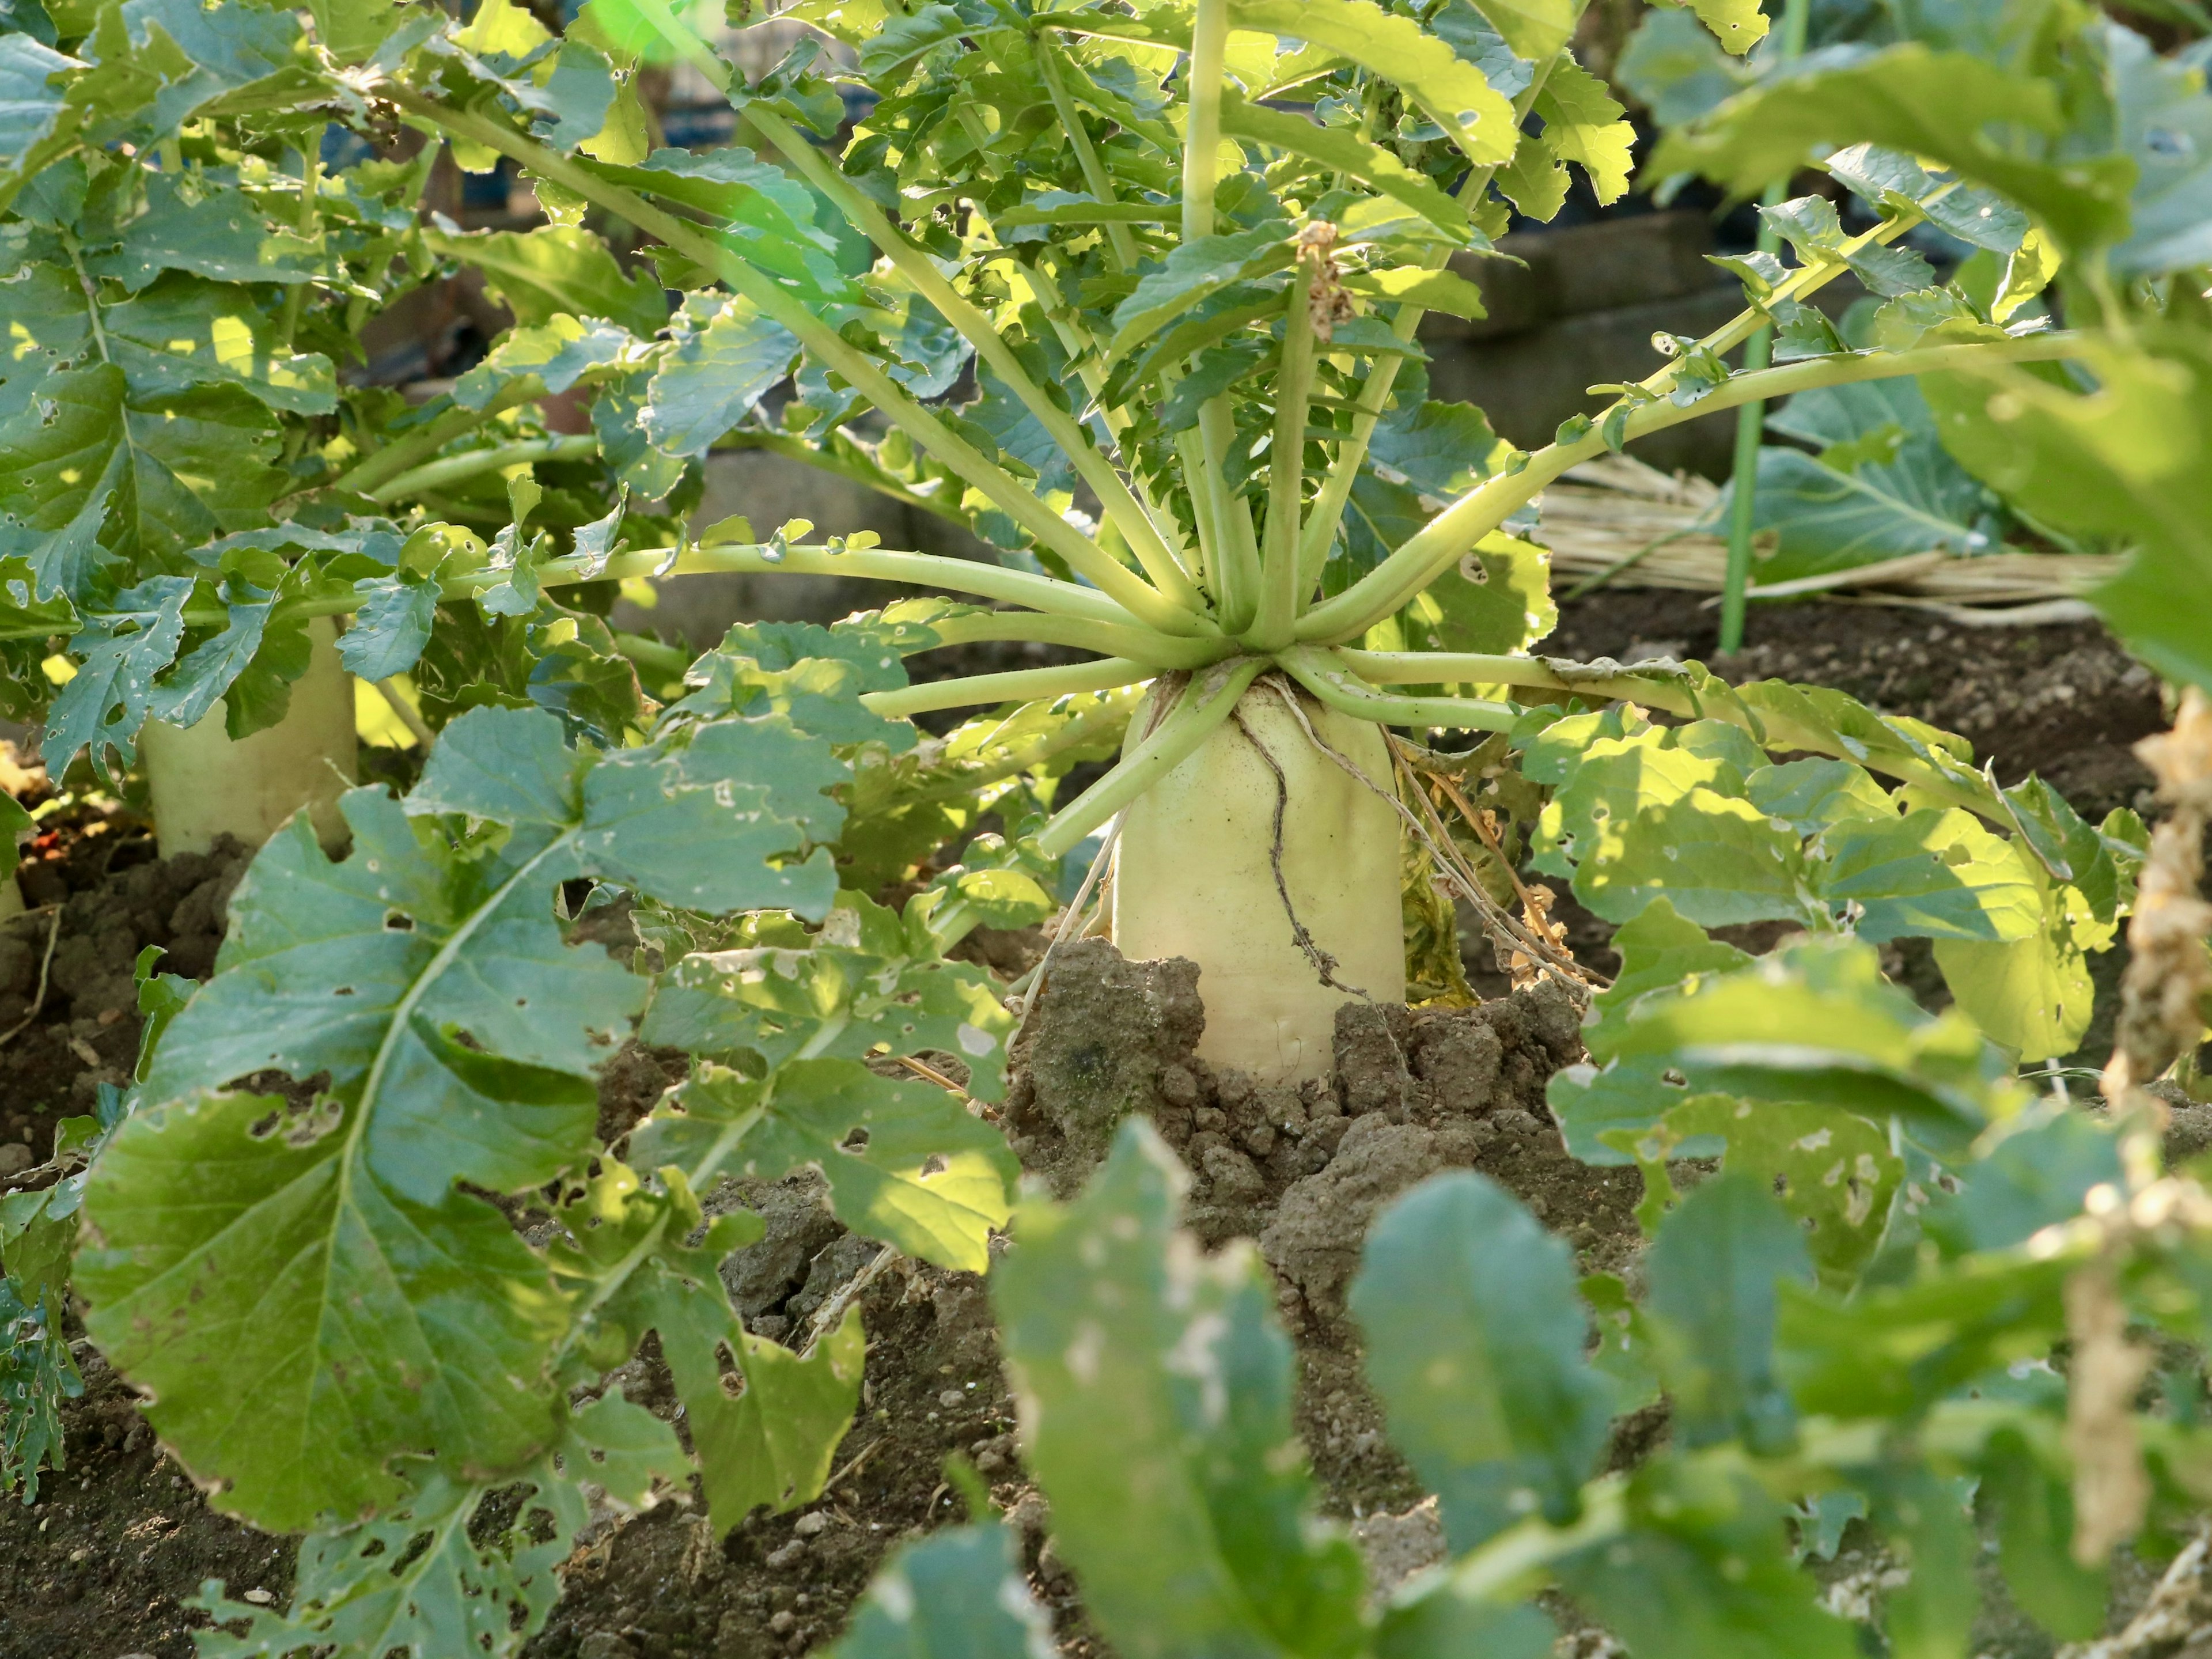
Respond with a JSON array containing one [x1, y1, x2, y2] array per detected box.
[[385, 89, 1203, 638], [1718, 332, 1773, 652], [275, 146, 323, 352], [622, 0, 1196, 611], [913, 609, 1228, 670], [1202, 399, 1264, 631], [1298, 54, 1560, 580], [1036, 656, 1269, 857], [1298, 329, 2086, 643], [327, 382, 540, 499], [1178, 0, 1244, 600], [743, 100, 1199, 609], [1248, 262, 1318, 652], [1034, 41, 1141, 270], [713, 429, 976, 528], [1717, 0, 1812, 653], [528, 543, 1150, 628], [59, 230, 111, 363], [862, 658, 1157, 719], [367, 434, 598, 502], [1275, 645, 1517, 731]]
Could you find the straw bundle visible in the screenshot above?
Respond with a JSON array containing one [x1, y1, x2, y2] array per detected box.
[[1537, 454, 2111, 625]]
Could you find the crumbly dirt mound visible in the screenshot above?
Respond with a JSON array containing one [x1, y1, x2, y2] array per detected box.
[[3, 825, 248, 1176]]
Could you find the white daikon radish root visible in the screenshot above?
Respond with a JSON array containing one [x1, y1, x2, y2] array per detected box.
[[141, 616, 358, 857], [1113, 677, 1404, 1083]]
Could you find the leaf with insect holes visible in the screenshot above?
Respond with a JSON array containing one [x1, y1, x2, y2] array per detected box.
[[454, 313, 635, 411], [639, 1060, 1015, 1273], [1532, 725, 1816, 927], [1814, 807, 2044, 944], [84, 172, 334, 292], [599, 1212, 865, 1532], [0, 366, 285, 604], [1654, 1096, 1903, 1293], [644, 295, 800, 456], [190, 1462, 596, 1659], [41, 574, 194, 779], [1573, 933, 2027, 1154], [81, 707, 843, 1529], [643, 899, 1014, 1098], [1352, 1172, 1617, 1551], [993, 1121, 1369, 1659]]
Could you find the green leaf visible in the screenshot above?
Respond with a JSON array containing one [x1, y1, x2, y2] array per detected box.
[[1219, 90, 1467, 231], [84, 172, 332, 291], [1106, 220, 1293, 363], [2107, 24, 2212, 278], [1555, 1461, 1858, 1659], [1921, 1106, 2119, 1256], [1677, 0, 1770, 52], [831, 1523, 1056, 1659], [1351, 1172, 1617, 1551], [1230, 0, 1519, 165], [81, 709, 840, 1528], [1823, 142, 2028, 254], [423, 222, 669, 336], [41, 574, 193, 778], [1932, 893, 2101, 1061], [579, 147, 853, 304], [1378, 1592, 1556, 1659], [0, 366, 285, 603], [454, 312, 635, 412], [1649, 47, 2134, 254], [1643, 1173, 1813, 1453], [1618, 7, 1755, 126], [1567, 934, 2026, 1153], [340, 576, 440, 682], [1778, 1253, 2069, 1420], [1933, 329, 2212, 695], [190, 1464, 589, 1659], [1723, 444, 1994, 582], [1369, 398, 1506, 497], [1507, 59, 1637, 211], [1745, 758, 1894, 834], [993, 1121, 1368, 1659], [1457, 0, 1573, 63], [0, 33, 81, 184], [1815, 807, 2043, 944], [646, 1059, 1016, 1273], [1656, 1096, 1904, 1293], [1980, 1427, 2108, 1640], [856, 2, 969, 75], [643, 294, 800, 457], [0, 1274, 78, 1504], [1397, 534, 1554, 657], [646, 1253, 866, 1530], [1339, 264, 1490, 319], [1534, 726, 1815, 927], [100, 273, 335, 412]]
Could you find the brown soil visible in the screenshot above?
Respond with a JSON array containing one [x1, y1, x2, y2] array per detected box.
[[0, 595, 2172, 1659]]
